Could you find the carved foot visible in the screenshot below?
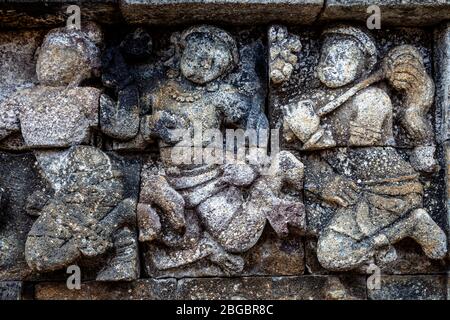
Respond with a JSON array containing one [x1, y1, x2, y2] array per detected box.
[[410, 208, 447, 260], [96, 228, 140, 281]]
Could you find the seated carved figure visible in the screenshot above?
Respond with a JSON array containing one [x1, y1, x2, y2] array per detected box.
[[279, 25, 447, 271], [136, 25, 305, 273]]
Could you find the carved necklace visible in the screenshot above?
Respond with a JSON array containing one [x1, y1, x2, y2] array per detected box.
[[166, 84, 202, 103]]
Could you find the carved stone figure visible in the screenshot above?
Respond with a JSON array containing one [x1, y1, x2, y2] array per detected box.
[[25, 146, 139, 281], [276, 25, 447, 271], [0, 24, 102, 149], [136, 25, 305, 275], [0, 25, 140, 281]]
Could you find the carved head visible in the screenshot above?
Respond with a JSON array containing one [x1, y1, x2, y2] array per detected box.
[[36, 22, 103, 86], [317, 26, 377, 88], [180, 25, 239, 85]]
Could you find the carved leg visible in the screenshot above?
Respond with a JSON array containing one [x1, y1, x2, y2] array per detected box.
[[318, 207, 447, 271], [140, 174, 186, 232], [151, 232, 244, 273], [382, 208, 447, 260]]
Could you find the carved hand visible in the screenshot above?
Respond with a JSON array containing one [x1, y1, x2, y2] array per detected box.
[[143, 110, 189, 144]]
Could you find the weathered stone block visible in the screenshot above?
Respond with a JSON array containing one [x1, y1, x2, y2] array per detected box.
[[269, 25, 436, 150], [0, 30, 44, 103], [35, 279, 177, 300], [435, 23, 450, 143], [0, 1, 121, 29], [120, 0, 324, 25], [301, 147, 447, 273], [306, 238, 448, 275], [0, 152, 50, 281], [143, 227, 305, 278], [177, 276, 367, 299], [0, 3, 448, 302], [0, 30, 46, 150], [368, 275, 447, 300], [0, 281, 23, 300], [320, 1, 450, 27]]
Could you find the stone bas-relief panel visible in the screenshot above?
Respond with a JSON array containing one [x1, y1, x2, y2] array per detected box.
[[269, 24, 448, 273], [0, 15, 449, 300]]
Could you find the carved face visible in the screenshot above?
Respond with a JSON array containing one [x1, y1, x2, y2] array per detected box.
[[317, 38, 364, 88], [180, 33, 234, 84]]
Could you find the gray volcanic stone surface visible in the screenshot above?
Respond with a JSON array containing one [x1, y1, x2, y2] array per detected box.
[[35, 278, 177, 300], [120, 0, 324, 25], [435, 23, 450, 143], [368, 275, 447, 300], [0, 30, 44, 103], [34, 276, 366, 300], [1, 87, 101, 148], [0, 152, 51, 281], [0, 281, 23, 300], [26, 146, 141, 281], [321, 0, 450, 26], [269, 23, 448, 275], [177, 276, 367, 300], [0, 2, 121, 29]]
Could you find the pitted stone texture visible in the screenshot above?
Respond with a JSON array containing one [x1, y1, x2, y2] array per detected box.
[[139, 154, 305, 276], [320, 1, 450, 27], [0, 87, 100, 149], [435, 23, 450, 143], [305, 238, 447, 275], [445, 141, 450, 261], [368, 275, 447, 300], [34, 276, 366, 300], [177, 276, 366, 300], [0, 30, 43, 151], [0, 30, 44, 104], [35, 279, 176, 300], [0, 26, 104, 150], [36, 27, 102, 87], [120, 0, 324, 25], [0, 281, 22, 300], [0, 152, 51, 281]]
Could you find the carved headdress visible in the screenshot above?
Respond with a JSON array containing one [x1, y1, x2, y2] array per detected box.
[[322, 25, 378, 73], [180, 25, 239, 71]]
